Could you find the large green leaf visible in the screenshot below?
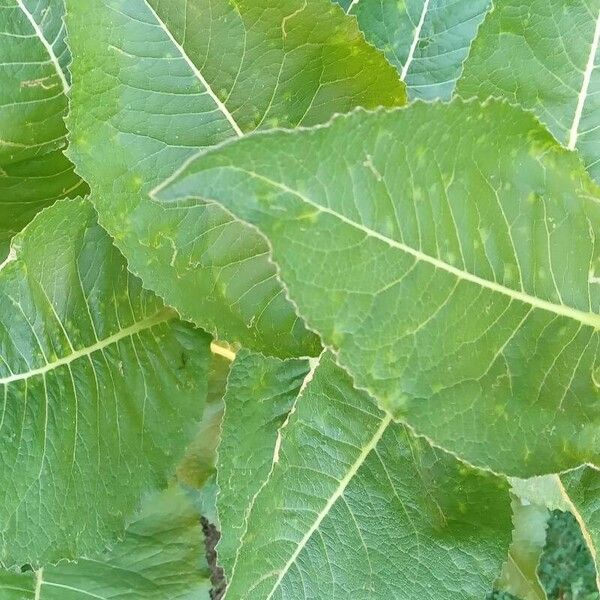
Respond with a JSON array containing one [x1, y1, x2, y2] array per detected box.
[[457, 0, 600, 182], [65, 0, 406, 359], [0, 198, 211, 566], [337, 0, 492, 100], [0, 0, 85, 258], [216, 350, 309, 576], [561, 465, 600, 590], [221, 353, 512, 599], [155, 99, 600, 477], [0, 486, 212, 599]]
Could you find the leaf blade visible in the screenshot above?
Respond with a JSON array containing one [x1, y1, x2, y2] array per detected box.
[[65, 0, 406, 357], [155, 99, 600, 476]]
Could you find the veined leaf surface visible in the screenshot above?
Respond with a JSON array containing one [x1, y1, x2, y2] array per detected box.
[[0, 0, 85, 258], [0, 199, 211, 566], [155, 99, 600, 476], [222, 353, 512, 599], [0, 486, 212, 599], [338, 0, 492, 100], [458, 0, 600, 182], [66, 0, 406, 358], [216, 350, 309, 576]]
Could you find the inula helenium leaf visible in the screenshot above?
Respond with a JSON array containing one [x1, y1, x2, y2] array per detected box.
[[0, 0, 86, 259], [0, 199, 211, 565], [65, 0, 405, 358], [155, 99, 600, 477], [221, 353, 512, 600], [458, 0, 600, 183]]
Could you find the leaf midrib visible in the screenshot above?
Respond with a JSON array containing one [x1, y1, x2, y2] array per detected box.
[[0, 308, 175, 386], [261, 413, 393, 600], [141, 0, 244, 138], [220, 167, 600, 330]]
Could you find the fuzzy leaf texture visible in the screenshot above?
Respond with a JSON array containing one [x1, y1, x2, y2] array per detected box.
[[338, 0, 492, 100], [155, 99, 600, 477], [65, 0, 406, 358], [0, 486, 212, 599], [0, 198, 211, 566], [0, 0, 86, 259], [218, 353, 513, 599], [458, 0, 600, 183]]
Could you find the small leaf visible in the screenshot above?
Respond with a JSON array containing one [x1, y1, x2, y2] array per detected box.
[[216, 349, 309, 577], [561, 465, 600, 592], [224, 353, 513, 599], [497, 498, 549, 600]]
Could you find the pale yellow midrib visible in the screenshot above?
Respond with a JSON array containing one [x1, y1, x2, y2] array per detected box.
[[263, 413, 393, 600], [568, 10, 600, 150], [15, 0, 69, 93], [0, 309, 174, 386], [238, 169, 600, 330]]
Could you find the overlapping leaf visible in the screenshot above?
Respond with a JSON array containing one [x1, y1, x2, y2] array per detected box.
[[155, 99, 600, 476], [458, 0, 600, 182], [0, 0, 85, 259], [219, 353, 512, 599], [65, 0, 406, 358], [0, 486, 212, 599], [0, 198, 211, 566], [337, 0, 492, 100], [216, 350, 309, 576]]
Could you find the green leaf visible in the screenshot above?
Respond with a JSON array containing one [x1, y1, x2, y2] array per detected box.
[[0, 486, 212, 599], [0, 0, 86, 258], [338, 0, 492, 100], [0, 198, 211, 566], [222, 353, 512, 599], [155, 98, 600, 477], [65, 0, 406, 359], [216, 349, 309, 576], [561, 465, 600, 591], [457, 0, 600, 183], [496, 498, 548, 600]]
